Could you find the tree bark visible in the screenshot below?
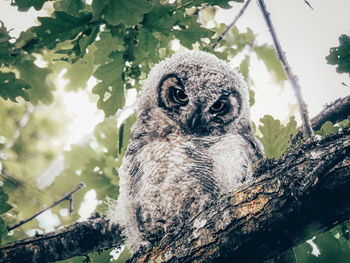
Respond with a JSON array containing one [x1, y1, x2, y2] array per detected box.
[[311, 95, 350, 130], [0, 218, 124, 263], [0, 97, 349, 263]]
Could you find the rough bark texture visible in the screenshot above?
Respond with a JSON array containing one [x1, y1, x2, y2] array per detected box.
[[131, 130, 350, 262], [0, 218, 124, 263], [311, 95, 350, 130], [0, 96, 349, 263]]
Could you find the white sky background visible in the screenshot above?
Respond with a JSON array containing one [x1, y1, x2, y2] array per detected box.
[[216, 0, 350, 123]]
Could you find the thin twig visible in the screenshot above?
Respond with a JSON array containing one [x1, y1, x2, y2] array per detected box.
[[212, 0, 252, 49], [304, 0, 314, 10], [7, 182, 86, 232], [257, 0, 314, 138]]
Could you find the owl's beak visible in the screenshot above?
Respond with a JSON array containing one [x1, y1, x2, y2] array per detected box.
[[189, 113, 202, 130], [187, 111, 208, 134]]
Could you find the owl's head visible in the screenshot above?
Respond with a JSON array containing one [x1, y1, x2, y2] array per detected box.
[[137, 51, 252, 137]]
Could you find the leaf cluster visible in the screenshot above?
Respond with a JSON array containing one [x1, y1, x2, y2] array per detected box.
[[326, 34, 350, 76], [0, 186, 12, 245], [258, 115, 297, 159], [0, 22, 54, 104], [7, 0, 245, 117]]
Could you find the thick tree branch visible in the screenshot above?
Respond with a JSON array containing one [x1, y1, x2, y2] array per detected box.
[[131, 130, 350, 262], [0, 218, 125, 263], [311, 95, 350, 130]]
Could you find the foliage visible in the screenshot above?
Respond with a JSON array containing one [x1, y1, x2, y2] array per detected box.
[[314, 116, 350, 137], [0, 186, 12, 245], [253, 44, 287, 85], [0, 99, 70, 244], [326, 34, 350, 76], [258, 115, 297, 159], [275, 222, 350, 263], [0, 22, 54, 104]]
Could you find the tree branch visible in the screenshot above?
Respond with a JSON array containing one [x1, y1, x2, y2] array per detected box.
[[212, 0, 252, 49], [7, 183, 86, 232], [131, 130, 350, 262], [0, 218, 125, 263], [257, 0, 314, 138], [311, 95, 350, 130]]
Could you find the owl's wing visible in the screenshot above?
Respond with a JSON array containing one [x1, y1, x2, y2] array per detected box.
[[243, 132, 264, 161]]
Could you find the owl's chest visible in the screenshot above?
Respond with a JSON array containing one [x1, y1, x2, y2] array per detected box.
[[133, 136, 196, 192], [127, 134, 252, 231], [130, 134, 250, 197]]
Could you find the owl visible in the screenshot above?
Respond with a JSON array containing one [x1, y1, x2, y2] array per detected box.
[[108, 51, 264, 251]]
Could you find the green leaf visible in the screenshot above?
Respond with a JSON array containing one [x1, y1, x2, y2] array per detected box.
[[11, 0, 48, 11], [239, 56, 256, 106], [136, 28, 159, 53], [174, 16, 215, 49], [0, 186, 12, 245], [0, 72, 31, 102], [113, 246, 132, 263], [14, 30, 36, 52], [94, 117, 119, 157], [92, 0, 109, 20], [314, 121, 339, 136], [72, 26, 99, 59], [118, 113, 137, 156], [32, 11, 92, 50], [230, 27, 255, 51], [338, 116, 350, 128], [253, 44, 287, 85], [93, 51, 126, 116], [0, 23, 16, 66], [62, 47, 95, 91], [93, 52, 124, 84], [53, 0, 85, 16], [94, 0, 152, 26], [274, 249, 297, 263], [143, 3, 180, 34], [0, 187, 12, 214], [92, 81, 125, 117], [206, 0, 240, 8], [15, 58, 54, 104], [239, 55, 250, 83], [326, 34, 350, 76], [258, 115, 297, 159], [180, 0, 237, 9], [93, 32, 122, 65]]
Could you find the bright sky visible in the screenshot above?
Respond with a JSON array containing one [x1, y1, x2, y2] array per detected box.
[[216, 0, 350, 123]]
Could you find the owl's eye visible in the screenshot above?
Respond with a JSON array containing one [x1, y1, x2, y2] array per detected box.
[[209, 100, 227, 115], [169, 86, 189, 105]]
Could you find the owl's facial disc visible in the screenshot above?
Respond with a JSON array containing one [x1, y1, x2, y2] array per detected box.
[[158, 74, 241, 136]]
